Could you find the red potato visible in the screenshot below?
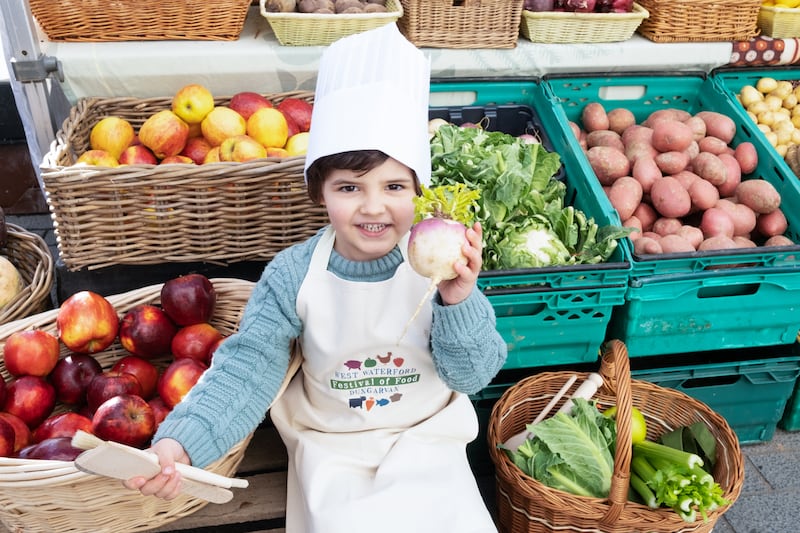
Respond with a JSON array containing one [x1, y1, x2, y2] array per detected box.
[[582, 102, 609, 132], [607, 108, 636, 135], [733, 236, 757, 248], [765, 235, 795, 246], [633, 203, 658, 232], [683, 115, 707, 141], [651, 120, 694, 153], [698, 235, 738, 251], [716, 153, 742, 198], [655, 151, 690, 175], [623, 216, 643, 240], [568, 121, 582, 140], [632, 156, 662, 193], [586, 146, 630, 185], [644, 108, 691, 127], [607, 176, 643, 221], [671, 170, 700, 190], [683, 140, 700, 161], [700, 207, 735, 238], [586, 130, 625, 152], [735, 179, 781, 214], [697, 136, 729, 155], [650, 176, 692, 218], [691, 152, 728, 187], [730, 203, 757, 237], [652, 217, 682, 236], [695, 111, 736, 144], [641, 231, 662, 240], [688, 178, 720, 211], [734, 141, 758, 174], [756, 208, 788, 237], [633, 236, 663, 255], [677, 225, 704, 249], [659, 234, 696, 253], [622, 125, 657, 162]]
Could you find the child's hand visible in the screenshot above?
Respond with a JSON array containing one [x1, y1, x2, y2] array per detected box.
[[437, 222, 483, 306], [122, 438, 190, 500]]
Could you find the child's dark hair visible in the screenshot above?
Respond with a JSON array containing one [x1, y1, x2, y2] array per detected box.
[[305, 150, 421, 204]]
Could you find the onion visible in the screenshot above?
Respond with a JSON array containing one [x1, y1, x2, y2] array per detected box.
[[524, 0, 554, 11]]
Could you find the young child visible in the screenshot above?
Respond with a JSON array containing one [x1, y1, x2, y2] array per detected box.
[[124, 24, 507, 532]]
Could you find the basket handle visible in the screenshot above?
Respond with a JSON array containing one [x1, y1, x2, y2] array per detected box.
[[598, 339, 633, 526]]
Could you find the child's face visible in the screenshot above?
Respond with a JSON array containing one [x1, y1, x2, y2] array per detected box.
[[321, 157, 417, 262]]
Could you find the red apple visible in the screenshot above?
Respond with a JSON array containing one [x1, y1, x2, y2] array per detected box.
[[32, 412, 93, 443], [57, 291, 120, 354], [207, 335, 226, 362], [118, 304, 177, 359], [171, 83, 215, 125], [203, 146, 221, 164], [89, 116, 135, 160], [180, 136, 213, 165], [266, 147, 289, 158], [284, 113, 300, 139], [171, 323, 223, 365], [159, 155, 195, 165], [92, 394, 156, 448], [50, 353, 103, 405], [112, 355, 159, 400], [86, 371, 143, 414], [3, 329, 60, 377], [201, 106, 246, 147], [18, 437, 84, 461], [0, 417, 17, 458], [138, 109, 190, 159], [75, 149, 119, 167], [148, 396, 171, 429], [247, 107, 288, 149], [118, 144, 158, 165], [160, 274, 217, 326], [277, 97, 313, 133], [0, 412, 32, 453], [229, 91, 273, 120], [218, 134, 267, 162], [158, 358, 208, 408], [4, 375, 56, 429]]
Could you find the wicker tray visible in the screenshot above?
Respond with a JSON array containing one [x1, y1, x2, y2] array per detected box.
[[29, 0, 252, 42], [487, 339, 744, 533], [0, 223, 54, 324], [635, 0, 761, 42], [758, 5, 800, 38], [260, 0, 403, 46], [0, 278, 256, 533], [520, 3, 648, 44], [398, 0, 524, 49], [41, 91, 329, 271]]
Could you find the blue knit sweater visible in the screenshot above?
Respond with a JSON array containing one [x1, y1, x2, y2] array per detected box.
[[154, 228, 508, 467]]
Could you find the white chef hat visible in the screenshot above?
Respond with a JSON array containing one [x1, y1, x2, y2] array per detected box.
[[303, 24, 431, 187]]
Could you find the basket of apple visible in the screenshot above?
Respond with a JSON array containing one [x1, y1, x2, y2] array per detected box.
[[41, 83, 329, 272], [0, 274, 257, 533]]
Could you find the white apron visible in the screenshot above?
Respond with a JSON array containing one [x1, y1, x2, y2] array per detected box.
[[270, 227, 497, 533]]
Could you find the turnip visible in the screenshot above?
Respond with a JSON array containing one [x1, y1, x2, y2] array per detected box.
[[398, 184, 480, 343]]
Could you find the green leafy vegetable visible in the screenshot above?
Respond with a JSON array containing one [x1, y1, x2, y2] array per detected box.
[[412, 183, 480, 226], [429, 123, 631, 270], [504, 398, 616, 498]]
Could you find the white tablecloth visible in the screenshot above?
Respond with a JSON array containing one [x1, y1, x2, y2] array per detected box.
[[42, 8, 734, 105]]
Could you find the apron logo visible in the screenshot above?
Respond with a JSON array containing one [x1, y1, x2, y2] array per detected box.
[[330, 351, 418, 411]]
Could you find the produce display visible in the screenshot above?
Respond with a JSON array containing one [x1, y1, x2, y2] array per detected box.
[[570, 102, 795, 255], [0, 273, 222, 460], [504, 397, 729, 523], [264, 0, 391, 14], [523, 0, 635, 13], [428, 121, 631, 270], [77, 84, 313, 167]]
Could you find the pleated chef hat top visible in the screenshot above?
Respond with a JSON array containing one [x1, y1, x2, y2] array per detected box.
[[303, 24, 432, 186]]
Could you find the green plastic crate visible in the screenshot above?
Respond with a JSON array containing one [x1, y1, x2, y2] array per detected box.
[[609, 266, 800, 357], [429, 80, 630, 368], [532, 73, 800, 277], [631, 346, 800, 444]]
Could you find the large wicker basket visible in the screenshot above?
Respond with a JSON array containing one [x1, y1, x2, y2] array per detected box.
[[397, 0, 524, 49], [29, 0, 252, 42], [260, 0, 403, 46], [487, 339, 744, 533], [0, 223, 54, 324], [0, 278, 257, 533], [520, 3, 648, 44], [635, 0, 761, 42], [41, 91, 329, 271]]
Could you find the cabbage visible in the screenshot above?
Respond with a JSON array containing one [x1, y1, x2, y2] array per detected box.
[[494, 221, 571, 269]]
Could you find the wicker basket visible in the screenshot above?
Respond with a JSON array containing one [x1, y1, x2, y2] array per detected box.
[[0, 223, 54, 324], [260, 0, 403, 46], [397, 0, 524, 49], [487, 339, 744, 533], [0, 278, 257, 533], [635, 0, 761, 42], [41, 91, 329, 271], [520, 3, 648, 43], [758, 5, 800, 38], [29, 0, 252, 42]]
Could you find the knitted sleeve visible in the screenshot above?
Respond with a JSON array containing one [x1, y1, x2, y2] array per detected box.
[[430, 287, 507, 395], [152, 235, 319, 467]]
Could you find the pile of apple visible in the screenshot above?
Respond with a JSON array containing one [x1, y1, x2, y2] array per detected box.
[[0, 273, 221, 461], [77, 84, 313, 167]]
